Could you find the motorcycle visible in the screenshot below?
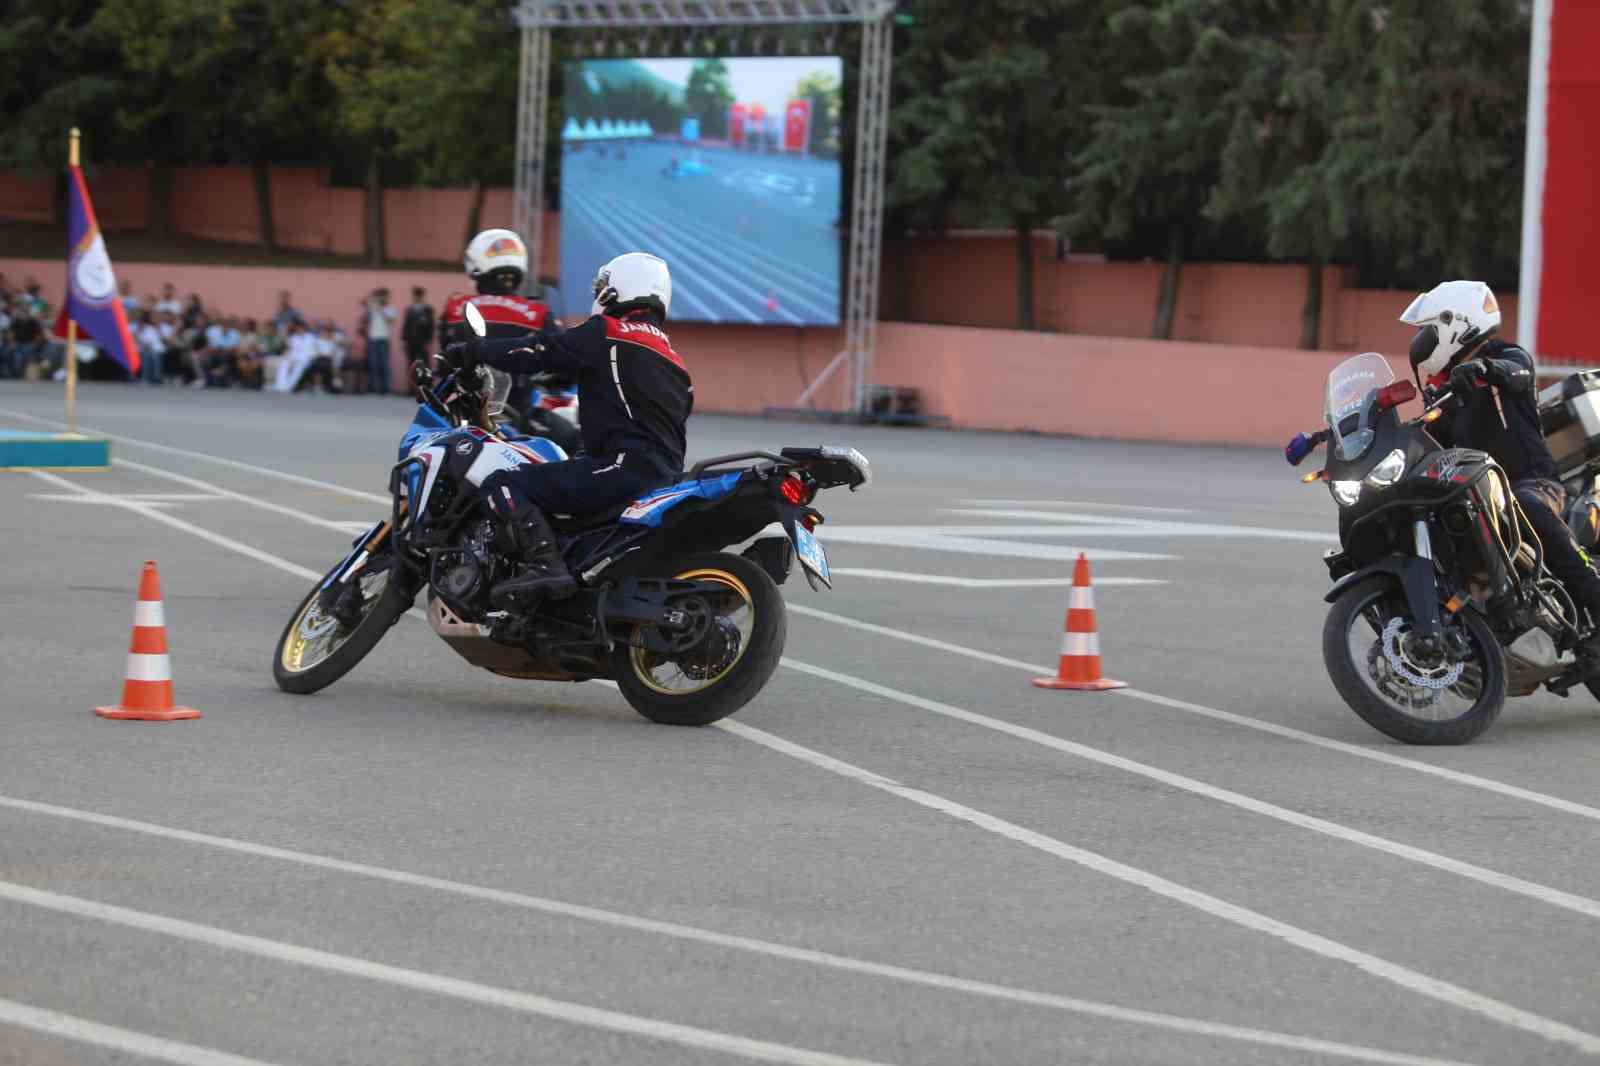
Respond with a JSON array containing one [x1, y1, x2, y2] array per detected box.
[[1288, 352, 1600, 744], [502, 373, 583, 457], [273, 302, 870, 726]]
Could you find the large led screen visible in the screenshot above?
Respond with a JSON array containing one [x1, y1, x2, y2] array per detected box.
[[560, 56, 842, 326]]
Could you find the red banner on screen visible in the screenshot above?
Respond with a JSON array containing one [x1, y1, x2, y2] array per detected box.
[[729, 104, 748, 147]]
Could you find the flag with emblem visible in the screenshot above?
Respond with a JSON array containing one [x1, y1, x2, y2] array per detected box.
[[57, 159, 138, 374]]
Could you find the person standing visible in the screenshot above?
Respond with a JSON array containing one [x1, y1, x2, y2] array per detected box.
[[361, 287, 396, 395], [402, 286, 434, 368]]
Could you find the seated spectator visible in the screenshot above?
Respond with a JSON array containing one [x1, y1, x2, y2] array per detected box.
[[273, 290, 304, 334], [10, 311, 47, 380], [203, 314, 242, 386], [0, 294, 12, 378], [301, 321, 343, 393], [135, 310, 165, 385], [274, 320, 318, 392], [20, 278, 50, 320], [235, 318, 264, 390], [181, 293, 205, 331], [154, 310, 182, 383], [182, 312, 210, 386], [119, 279, 143, 317]]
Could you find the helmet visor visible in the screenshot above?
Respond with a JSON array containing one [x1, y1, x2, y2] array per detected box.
[[1409, 325, 1441, 370]]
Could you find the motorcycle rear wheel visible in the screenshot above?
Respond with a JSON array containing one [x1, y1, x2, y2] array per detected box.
[[1323, 576, 1505, 745], [273, 556, 414, 695], [612, 552, 786, 726]]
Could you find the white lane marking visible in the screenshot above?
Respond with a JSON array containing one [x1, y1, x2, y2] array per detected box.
[[942, 510, 1336, 543], [817, 527, 1175, 563], [115, 457, 375, 537], [718, 719, 1600, 1056], [778, 657, 1600, 922], [956, 499, 1197, 515], [28, 492, 223, 505], [827, 568, 1165, 589], [0, 996, 284, 1066], [31, 473, 323, 582], [0, 796, 1482, 1066], [0, 882, 891, 1066], [0, 408, 390, 505], [785, 603, 1600, 824]]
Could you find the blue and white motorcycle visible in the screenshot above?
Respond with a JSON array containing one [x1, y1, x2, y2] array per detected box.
[[273, 303, 868, 725]]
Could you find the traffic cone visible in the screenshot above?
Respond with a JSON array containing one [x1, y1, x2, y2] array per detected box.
[[1033, 553, 1127, 692], [95, 561, 202, 721]]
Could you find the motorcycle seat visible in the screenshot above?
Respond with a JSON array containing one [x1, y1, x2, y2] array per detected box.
[[549, 475, 681, 530]]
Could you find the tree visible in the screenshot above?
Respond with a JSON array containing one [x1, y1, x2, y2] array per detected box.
[[891, 0, 1100, 330], [88, 0, 337, 252], [1203, 4, 1357, 349], [793, 70, 842, 158], [1060, 2, 1260, 340], [1333, 0, 1530, 288], [685, 59, 735, 140]]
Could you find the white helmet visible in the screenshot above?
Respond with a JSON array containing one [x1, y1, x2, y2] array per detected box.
[[1400, 280, 1502, 380], [464, 229, 528, 291], [591, 252, 672, 319]]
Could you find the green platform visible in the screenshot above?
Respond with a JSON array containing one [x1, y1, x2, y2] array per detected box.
[[0, 430, 111, 469]]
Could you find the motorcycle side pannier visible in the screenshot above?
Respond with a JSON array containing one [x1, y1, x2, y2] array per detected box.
[[1538, 370, 1600, 475]]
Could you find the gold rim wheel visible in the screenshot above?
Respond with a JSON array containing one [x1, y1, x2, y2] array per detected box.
[[280, 568, 392, 674], [628, 568, 755, 696]]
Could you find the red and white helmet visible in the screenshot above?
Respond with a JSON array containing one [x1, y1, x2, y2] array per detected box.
[[464, 229, 528, 291]]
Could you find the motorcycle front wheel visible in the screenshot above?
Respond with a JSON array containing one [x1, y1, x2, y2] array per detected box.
[[1323, 576, 1505, 745], [612, 552, 786, 726], [273, 555, 414, 695]]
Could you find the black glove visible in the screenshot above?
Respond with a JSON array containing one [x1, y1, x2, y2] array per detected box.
[[440, 339, 480, 373], [1448, 358, 1487, 394]]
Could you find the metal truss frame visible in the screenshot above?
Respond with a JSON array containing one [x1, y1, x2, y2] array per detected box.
[[512, 0, 895, 414]]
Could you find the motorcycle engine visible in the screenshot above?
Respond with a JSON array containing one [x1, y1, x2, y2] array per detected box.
[[430, 518, 499, 622]]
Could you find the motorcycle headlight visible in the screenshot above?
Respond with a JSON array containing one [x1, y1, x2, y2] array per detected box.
[[1364, 448, 1407, 488], [1331, 480, 1363, 507]]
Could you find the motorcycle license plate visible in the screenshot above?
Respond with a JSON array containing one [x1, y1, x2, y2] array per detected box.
[[791, 524, 831, 588]]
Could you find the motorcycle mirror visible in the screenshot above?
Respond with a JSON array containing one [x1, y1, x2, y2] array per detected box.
[[464, 300, 488, 339]]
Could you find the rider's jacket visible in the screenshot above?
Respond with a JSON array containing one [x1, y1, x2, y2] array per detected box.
[[1428, 340, 1560, 484], [474, 311, 692, 474], [439, 292, 552, 346]]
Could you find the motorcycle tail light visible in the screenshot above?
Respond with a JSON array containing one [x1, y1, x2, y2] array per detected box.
[[779, 473, 815, 506]]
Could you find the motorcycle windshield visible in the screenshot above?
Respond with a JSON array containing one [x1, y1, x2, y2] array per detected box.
[[1324, 352, 1394, 461], [485, 368, 513, 420]]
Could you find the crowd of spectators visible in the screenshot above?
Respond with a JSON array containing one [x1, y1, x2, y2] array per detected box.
[[0, 275, 439, 396]]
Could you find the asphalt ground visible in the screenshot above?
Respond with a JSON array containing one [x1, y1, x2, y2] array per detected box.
[[2, 383, 1599, 1066], [560, 141, 841, 326]]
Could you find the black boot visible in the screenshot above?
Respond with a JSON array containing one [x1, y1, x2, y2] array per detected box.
[[491, 504, 577, 608]]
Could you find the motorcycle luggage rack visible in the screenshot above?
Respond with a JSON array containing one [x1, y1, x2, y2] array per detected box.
[[686, 451, 787, 478]]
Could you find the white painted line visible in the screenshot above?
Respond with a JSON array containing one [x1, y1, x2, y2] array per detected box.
[[0, 794, 1482, 1066], [0, 408, 390, 505], [0, 996, 284, 1066], [784, 603, 1600, 824], [30, 473, 323, 583], [0, 880, 892, 1066], [114, 457, 377, 537], [942, 510, 1336, 543], [718, 719, 1600, 1057], [28, 492, 224, 504], [777, 657, 1600, 922], [827, 568, 1164, 589], [956, 499, 1196, 515], [817, 527, 1174, 564]]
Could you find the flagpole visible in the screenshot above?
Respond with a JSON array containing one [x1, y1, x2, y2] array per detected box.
[[65, 127, 80, 436]]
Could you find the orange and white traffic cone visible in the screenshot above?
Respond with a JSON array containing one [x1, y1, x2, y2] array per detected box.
[[95, 561, 202, 721], [1033, 553, 1127, 692]]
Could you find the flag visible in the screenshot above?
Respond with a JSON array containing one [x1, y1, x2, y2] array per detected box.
[[58, 164, 138, 374]]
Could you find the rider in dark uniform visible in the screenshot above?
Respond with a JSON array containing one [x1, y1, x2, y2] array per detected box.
[[445, 252, 690, 608]]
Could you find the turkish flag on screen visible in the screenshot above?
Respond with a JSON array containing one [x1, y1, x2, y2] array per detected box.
[[784, 99, 812, 154]]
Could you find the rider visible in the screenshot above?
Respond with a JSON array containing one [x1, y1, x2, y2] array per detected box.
[[443, 251, 691, 608], [440, 229, 557, 417], [1403, 279, 1600, 633]]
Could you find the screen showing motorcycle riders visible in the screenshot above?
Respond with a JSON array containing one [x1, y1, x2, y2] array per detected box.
[[560, 56, 843, 326]]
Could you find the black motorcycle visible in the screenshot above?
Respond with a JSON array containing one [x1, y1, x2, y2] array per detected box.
[[1290, 353, 1600, 744], [272, 303, 869, 726]]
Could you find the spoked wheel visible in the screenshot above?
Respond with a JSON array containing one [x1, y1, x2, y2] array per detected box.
[[273, 556, 414, 695], [1322, 576, 1504, 744], [612, 551, 786, 726]]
